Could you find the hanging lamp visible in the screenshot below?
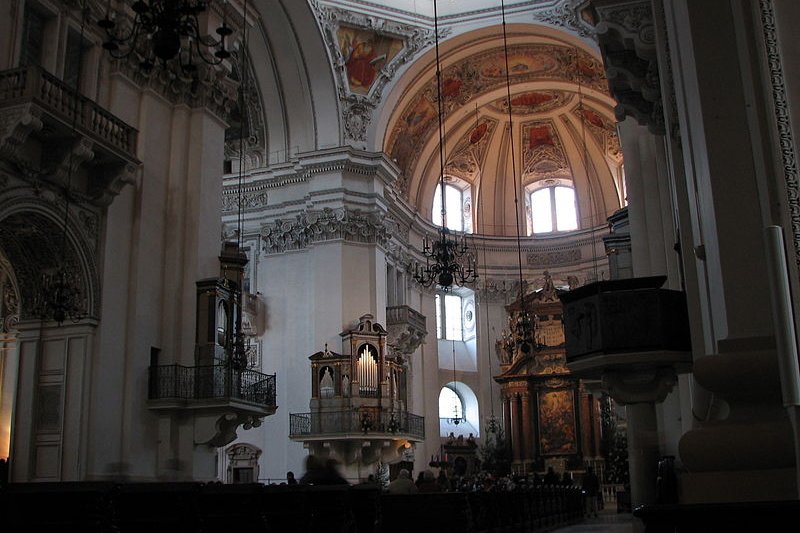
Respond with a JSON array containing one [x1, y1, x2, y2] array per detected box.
[[227, 0, 251, 372], [35, 4, 89, 325], [98, 0, 233, 74], [449, 339, 462, 425], [413, 0, 478, 291], [499, 0, 535, 355]]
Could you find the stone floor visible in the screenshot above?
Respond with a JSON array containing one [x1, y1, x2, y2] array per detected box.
[[550, 508, 638, 533]]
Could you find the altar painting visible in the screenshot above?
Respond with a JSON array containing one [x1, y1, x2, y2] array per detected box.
[[538, 389, 577, 455]]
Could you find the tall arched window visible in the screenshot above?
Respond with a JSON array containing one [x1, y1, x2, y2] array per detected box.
[[438, 382, 480, 437], [525, 180, 578, 235], [432, 178, 472, 233], [435, 293, 463, 341], [439, 386, 464, 421]]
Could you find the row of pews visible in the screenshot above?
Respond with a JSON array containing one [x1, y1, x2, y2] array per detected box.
[[0, 481, 585, 532]]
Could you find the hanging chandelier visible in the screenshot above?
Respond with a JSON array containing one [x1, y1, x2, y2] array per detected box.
[[449, 340, 462, 425], [500, 0, 535, 356], [413, 0, 477, 291], [36, 7, 88, 326], [226, 0, 251, 373], [35, 269, 86, 325], [98, 0, 233, 73]]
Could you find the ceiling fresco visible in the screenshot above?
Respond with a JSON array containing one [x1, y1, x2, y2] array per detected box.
[[522, 120, 570, 179], [337, 25, 405, 95], [573, 105, 623, 161], [444, 118, 499, 182], [386, 44, 607, 196], [487, 90, 573, 116]]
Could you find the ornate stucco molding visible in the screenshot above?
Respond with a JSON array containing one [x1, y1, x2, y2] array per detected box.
[[311, 1, 441, 142], [759, 0, 800, 272], [0, 255, 20, 333], [527, 248, 582, 266], [222, 182, 270, 212], [581, 0, 664, 134], [223, 50, 268, 169], [535, 0, 595, 39], [101, 0, 239, 123], [0, 185, 101, 321], [383, 216, 411, 266], [0, 105, 44, 161], [475, 278, 527, 303], [260, 206, 390, 254]]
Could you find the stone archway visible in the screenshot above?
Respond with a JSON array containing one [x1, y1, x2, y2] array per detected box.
[[0, 196, 99, 481], [0, 201, 98, 323]]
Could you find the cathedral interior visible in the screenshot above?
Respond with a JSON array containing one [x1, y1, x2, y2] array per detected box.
[[1, 0, 800, 530]]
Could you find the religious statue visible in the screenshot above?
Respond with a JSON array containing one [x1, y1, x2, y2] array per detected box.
[[342, 374, 350, 397], [495, 329, 514, 364], [540, 271, 558, 302]]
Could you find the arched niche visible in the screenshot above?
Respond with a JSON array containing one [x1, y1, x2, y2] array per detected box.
[[0, 198, 98, 322]]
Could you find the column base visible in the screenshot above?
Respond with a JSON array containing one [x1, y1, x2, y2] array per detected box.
[[680, 468, 797, 504]]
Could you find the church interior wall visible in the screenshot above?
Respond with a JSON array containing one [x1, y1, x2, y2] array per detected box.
[[3, 0, 798, 510]]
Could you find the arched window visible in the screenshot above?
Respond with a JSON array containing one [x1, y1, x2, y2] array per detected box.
[[439, 386, 463, 421], [526, 180, 579, 235], [438, 382, 480, 437], [432, 178, 472, 233], [435, 293, 463, 341]]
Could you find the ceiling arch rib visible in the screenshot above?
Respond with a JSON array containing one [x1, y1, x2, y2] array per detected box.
[[382, 23, 623, 237]]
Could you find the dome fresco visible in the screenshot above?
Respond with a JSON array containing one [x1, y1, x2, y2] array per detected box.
[[381, 36, 623, 230]]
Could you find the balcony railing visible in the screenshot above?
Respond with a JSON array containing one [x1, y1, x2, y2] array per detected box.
[[289, 410, 425, 440], [386, 305, 426, 332], [149, 364, 276, 408], [0, 65, 138, 159]]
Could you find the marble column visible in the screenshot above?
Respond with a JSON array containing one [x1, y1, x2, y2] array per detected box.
[[502, 393, 512, 452], [520, 391, 533, 462], [510, 393, 522, 463]]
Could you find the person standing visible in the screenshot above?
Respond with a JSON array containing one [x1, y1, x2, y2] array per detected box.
[[582, 466, 600, 518], [387, 469, 418, 494]]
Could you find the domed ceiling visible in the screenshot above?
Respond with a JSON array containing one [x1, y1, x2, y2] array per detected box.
[[382, 31, 624, 236]]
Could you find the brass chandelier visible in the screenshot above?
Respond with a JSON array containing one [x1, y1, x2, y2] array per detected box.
[[413, 0, 477, 291], [99, 0, 233, 73]]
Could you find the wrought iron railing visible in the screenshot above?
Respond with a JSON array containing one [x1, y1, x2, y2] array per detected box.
[[0, 65, 138, 158], [289, 410, 424, 439], [149, 364, 276, 408]]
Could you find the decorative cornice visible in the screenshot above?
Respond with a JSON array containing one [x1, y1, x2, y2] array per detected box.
[[222, 182, 270, 213], [221, 148, 398, 197], [260, 206, 389, 254], [759, 0, 800, 272]]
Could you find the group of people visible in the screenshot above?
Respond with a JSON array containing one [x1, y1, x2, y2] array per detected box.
[[291, 454, 602, 518], [386, 468, 451, 494], [289, 455, 349, 486]]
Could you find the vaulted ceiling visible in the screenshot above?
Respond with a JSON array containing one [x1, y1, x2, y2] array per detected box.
[[380, 25, 624, 236]]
